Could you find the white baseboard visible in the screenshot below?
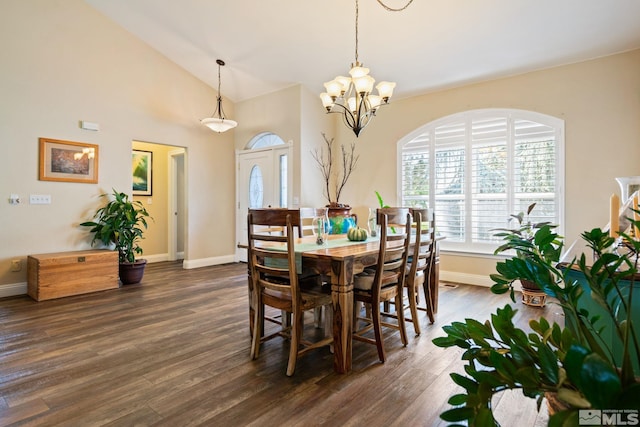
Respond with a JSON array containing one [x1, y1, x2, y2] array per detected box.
[[144, 253, 169, 263], [182, 255, 236, 269], [0, 282, 28, 298], [440, 270, 494, 287]]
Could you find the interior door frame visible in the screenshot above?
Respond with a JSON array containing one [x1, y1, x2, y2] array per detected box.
[[168, 148, 187, 262]]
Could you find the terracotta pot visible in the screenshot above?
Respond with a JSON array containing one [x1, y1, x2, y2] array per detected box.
[[119, 259, 147, 285]]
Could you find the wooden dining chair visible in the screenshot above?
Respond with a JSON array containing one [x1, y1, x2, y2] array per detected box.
[[352, 208, 411, 363], [404, 208, 437, 332], [299, 207, 331, 328], [247, 208, 333, 376]]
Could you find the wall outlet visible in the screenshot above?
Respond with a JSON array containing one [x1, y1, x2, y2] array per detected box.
[[11, 259, 21, 272], [30, 194, 51, 204]]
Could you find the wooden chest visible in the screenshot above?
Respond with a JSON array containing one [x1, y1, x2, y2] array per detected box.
[[27, 250, 119, 301]]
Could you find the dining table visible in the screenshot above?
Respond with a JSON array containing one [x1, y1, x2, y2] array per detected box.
[[250, 233, 441, 374]]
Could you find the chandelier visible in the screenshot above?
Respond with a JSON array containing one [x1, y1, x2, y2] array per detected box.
[[201, 59, 238, 133], [320, 0, 412, 137]]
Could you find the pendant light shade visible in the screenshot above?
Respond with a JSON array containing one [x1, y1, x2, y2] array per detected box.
[[201, 59, 237, 133]]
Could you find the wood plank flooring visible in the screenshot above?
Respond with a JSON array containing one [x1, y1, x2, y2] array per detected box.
[[0, 261, 563, 426]]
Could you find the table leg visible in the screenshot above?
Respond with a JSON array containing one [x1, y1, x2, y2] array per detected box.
[[330, 258, 354, 374]]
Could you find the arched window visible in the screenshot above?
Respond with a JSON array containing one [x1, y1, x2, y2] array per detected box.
[[248, 132, 286, 149], [399, 109, 564, 254]]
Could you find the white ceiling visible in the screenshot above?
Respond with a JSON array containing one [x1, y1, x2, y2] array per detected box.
[[84, 0, 640, 103]]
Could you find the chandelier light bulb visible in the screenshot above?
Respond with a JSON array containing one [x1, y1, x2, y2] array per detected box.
[[324, 80, 343, 98], [354, 75, 375, 94], [376, 81, 396, 101]]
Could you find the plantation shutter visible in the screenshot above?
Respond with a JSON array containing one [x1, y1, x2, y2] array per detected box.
[[400, 109, 562, 253], [433, 122, 466, 243], [470, 117, 508, 243]]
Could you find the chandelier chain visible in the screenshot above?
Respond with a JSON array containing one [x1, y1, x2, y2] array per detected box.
[[376, 0, 413, 12], [354, 0, 359, 63]]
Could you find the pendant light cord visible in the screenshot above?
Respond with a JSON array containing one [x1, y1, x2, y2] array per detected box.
[[217, 62, 222, 97], [376, 0, 413, 12]]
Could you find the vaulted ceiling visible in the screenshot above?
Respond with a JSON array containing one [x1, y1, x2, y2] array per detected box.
[[85, 0, 640, 103]]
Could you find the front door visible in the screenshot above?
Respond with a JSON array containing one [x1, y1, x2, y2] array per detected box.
[[236, 149, 276, 262]]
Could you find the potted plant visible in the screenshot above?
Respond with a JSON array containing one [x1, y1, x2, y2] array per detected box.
[[311, 132, 359, 233], [80, 189, 152, 285], [492, 203, 563, 303], [433, 220, 640, 425]]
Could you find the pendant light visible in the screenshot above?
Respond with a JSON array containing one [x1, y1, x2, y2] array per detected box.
[[201, 59, 238, 133]]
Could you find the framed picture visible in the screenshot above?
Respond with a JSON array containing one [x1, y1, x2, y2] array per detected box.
[[39, 138, 99, 183], [132, 149, 152, 196]]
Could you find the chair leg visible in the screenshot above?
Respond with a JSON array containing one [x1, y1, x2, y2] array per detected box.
[[407, 282, 421, 335], [395, 290, 408, 346], [423, 280, 435, 324], [250, 297, 264, 359], [324, 305, 334, 354], [286, 309, 303, 376], [353, 300, 362, 330], [370, 300, 386, 363], [314, 306, 322, 328]]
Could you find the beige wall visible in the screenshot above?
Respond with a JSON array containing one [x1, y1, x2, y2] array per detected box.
[[336, 49, 640, 284], [0, 0, 236, 291], [2, 0, 638, 294], [235, 84, 333, 209]]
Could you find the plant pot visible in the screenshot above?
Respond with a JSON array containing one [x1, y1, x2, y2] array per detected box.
[[119, 259, 147, 285], [520, 278, 541, 291], [326, 205, 357, 234]]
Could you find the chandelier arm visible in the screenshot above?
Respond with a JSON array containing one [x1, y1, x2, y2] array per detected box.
[[376, 0, 413, 12], [328, 102, 358, 130]]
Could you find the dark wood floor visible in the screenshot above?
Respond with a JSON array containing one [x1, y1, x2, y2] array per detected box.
[[0, 261, 562, 426]]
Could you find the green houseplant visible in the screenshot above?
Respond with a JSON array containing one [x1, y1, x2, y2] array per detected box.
[[433, 212, 640, 425], [80, 189, 152, 284], [492, 203, 563, 297]]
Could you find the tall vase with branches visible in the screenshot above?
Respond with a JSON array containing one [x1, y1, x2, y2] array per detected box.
[[311, 133, 359, 207]]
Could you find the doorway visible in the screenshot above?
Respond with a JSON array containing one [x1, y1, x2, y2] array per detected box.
[[235, 133, 291, 262], [132, 141, 187, 263]]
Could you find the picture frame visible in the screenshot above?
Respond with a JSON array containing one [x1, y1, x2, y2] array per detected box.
[[39, 138, 99, 183], [132, 149, 152, 196]]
